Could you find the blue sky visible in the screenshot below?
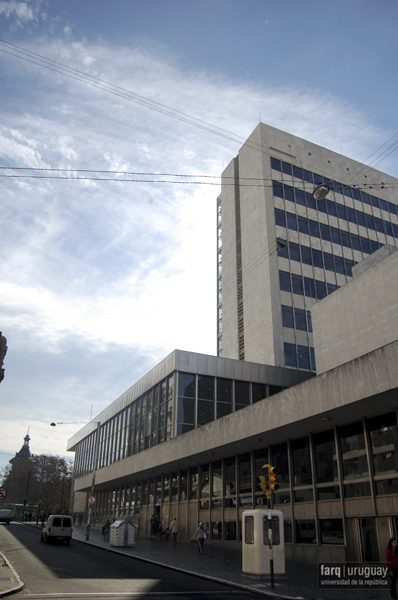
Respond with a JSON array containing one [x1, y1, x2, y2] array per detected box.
[[0, 0, 397, 472]]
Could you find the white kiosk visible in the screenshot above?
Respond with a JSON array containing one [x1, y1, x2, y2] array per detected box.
[[110, 519, 136, 547], [242, 509, 285, 576]]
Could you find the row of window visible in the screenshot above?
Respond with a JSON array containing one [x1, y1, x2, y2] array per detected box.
[[277, 238, 356, 277], [284, 342, 315, 371], [279, 270, 338, 300], [273, 181, 398, 239], [74, 372, 285, 477], [275, 207, 383, 256], [90, 410, 398, 521], [281, 305, 312, 332], [271, 158, 398, 217]]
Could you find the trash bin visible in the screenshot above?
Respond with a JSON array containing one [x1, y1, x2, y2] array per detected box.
[[110, 519, 136, 547]]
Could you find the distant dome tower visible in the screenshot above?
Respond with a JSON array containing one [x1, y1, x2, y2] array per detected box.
[[10, 431, 32, 463], [0, 331, 7, 383]]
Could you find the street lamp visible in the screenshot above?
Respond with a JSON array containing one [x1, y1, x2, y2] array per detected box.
[[50, 419, 101, 541], [312, 183, 331, 200]]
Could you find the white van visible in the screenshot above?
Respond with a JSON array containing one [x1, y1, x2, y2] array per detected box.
[[0, 509, 11, 525], [41, 514, 73, 545]]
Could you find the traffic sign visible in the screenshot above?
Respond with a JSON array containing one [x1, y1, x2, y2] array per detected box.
[[88, 495, 95, 505], [0, 487, 7, 500]]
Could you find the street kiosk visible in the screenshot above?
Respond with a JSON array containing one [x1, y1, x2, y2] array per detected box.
[[242, 509, 285, 576]]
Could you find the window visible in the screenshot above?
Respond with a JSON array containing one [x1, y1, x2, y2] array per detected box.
[[304, 277, 316, 298], [309, 220, 320, 237], [282, 305, 294, 328], [294, 308, 307, 331], [284, 185, 294, 202], [239, 453, 252, 494], [263, 516, 280, 545], [320, 224, 330, 241], [320, 519, 344, 545], [279, 270, 291, 292], [292, 274, 303, 295], [368, 413, 398, 476], [245, 516, 254, 544], [284, 343, 296, 367], [293, 165, 303, 179], [301, 246, 312, 265], [296, 519, 316, 544], [252, 383, 266, 403], [292, 437, 312, 486], [274, 208, 286, 227], [298, 216, 309, 235], [312, 249, 323, 269], [217, 378, 232, 418], [326, 200, 337, 217], [271, 157, 281, 171], [316, 281, 327, 300], [235, 380, 250, 409], [297, 346, 310, 370], [339, 422, 369, 479], [314, 430, 338, 483], [282, 161, 292, 175], [287, 212, 297, 230], [272, 180, 284, 198]]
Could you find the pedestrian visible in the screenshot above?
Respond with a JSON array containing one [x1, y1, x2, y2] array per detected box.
[[40, 512, 46, 529], [192, 522, 207, 554], [102, 519, 111, 542], [386, 537, 398, 599], [150, 514, 157, 535], [169, 517, 179, 545]]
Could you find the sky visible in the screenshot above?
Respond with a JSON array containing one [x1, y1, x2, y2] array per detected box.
[[0, 0, 397, 474]]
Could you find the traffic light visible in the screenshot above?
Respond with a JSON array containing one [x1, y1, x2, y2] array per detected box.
[[257, 475, 267, 494], [268, 465, 279, 494]]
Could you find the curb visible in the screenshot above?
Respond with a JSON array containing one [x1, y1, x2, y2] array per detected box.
[[0, 552, 24, 598], [72, 537, 302, 600]]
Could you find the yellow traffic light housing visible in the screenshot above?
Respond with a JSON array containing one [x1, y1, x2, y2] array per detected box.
[[258, 475, 267, 494], [262, 463, 279, 498], [268, 465, 279, 494]]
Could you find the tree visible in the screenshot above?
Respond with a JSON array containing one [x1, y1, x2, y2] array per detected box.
[[0, 454, 73, 515]]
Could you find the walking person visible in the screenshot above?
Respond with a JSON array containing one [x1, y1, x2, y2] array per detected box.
[[169, 517, 179, 545], [386, 537, 398, 599], [192, 522, 207, 554], [102, 519, 111, 542]]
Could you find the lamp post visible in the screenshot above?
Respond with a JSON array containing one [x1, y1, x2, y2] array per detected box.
[[84, 421, 101, 540], [50, 419, 101, 541]]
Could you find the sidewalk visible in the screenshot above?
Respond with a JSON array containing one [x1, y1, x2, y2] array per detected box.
[[0, 522, 387, 600]]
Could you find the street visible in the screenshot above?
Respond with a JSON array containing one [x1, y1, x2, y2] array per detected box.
[[0, 523, 255, 599]]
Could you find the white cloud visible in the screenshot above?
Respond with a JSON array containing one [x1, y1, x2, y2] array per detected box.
[[0, 34, 395, 468]]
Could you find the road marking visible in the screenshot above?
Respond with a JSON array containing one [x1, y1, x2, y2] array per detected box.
[[17, 592, 247, 598]]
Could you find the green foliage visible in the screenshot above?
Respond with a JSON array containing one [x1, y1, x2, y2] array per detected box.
[[1, 454, 73, 514]]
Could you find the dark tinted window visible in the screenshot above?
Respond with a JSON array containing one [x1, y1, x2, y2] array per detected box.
[[293, 165, 303, 179], [275, 208, 286, 227], [273, 181, 284, 198], [294, 309, 307, 331], [271, 157, 281, 171], [279, 270, 291, 292], [312, 249, 323, 269], [282, 306, 294, 328], [282, 161, 292, 175], [292, 274, 303, 295], [284, 343, 296, 367]]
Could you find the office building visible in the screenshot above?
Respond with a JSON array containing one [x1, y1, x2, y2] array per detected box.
[[68, 125, 398, 564], [217, 123, 398, 369]]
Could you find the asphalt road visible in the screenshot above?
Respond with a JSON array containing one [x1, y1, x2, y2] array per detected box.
[[0, 523, 255, 600]]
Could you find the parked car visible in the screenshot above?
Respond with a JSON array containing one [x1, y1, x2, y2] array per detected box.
[[40, 514, 73, 545], [0, 509, 11, 525]]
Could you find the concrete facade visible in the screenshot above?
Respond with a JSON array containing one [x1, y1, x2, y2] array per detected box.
[[312, 245, 398, 374]]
